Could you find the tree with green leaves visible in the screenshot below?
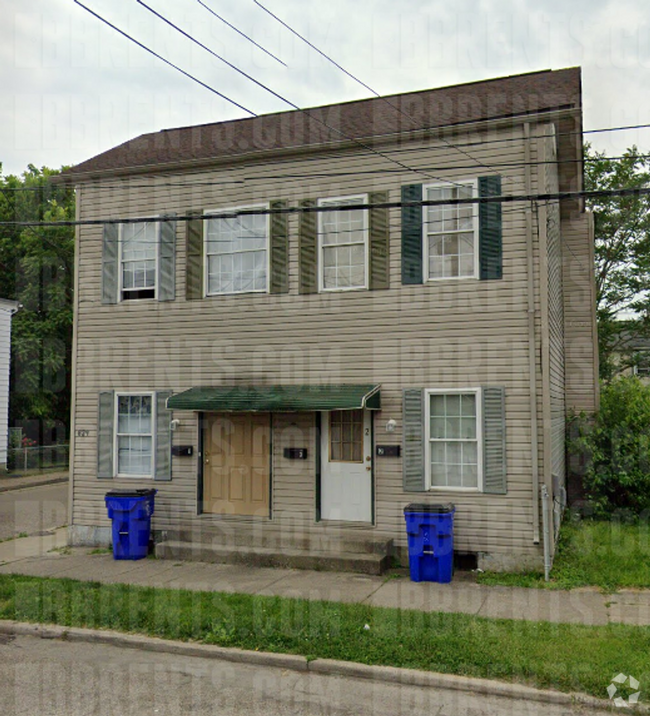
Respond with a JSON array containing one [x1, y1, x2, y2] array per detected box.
[[584, 144, 650, 380], [0, 164, 75, 445]]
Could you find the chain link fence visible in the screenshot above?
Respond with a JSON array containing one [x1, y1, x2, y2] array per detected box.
[[7, 444, 69, 472]]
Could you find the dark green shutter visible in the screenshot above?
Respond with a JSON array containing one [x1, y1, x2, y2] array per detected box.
[[482, 386, 506, 494], [401, 184, 423, 284], [403, 388, 425, 492], [270, 200, 288, 294], [186, 212, 204, 300], [479, 176, 503, 280], [158, 215, 176, 302], [369, 191, 389, 290], [101, 223, 119, 304], [299, 199, 318, 294], [97, 391, 115, 479], [155, 391, 172, 481]]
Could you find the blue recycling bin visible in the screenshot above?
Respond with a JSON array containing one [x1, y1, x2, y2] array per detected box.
[[104, 489, 157, 560], [404, 503, 455, 583]]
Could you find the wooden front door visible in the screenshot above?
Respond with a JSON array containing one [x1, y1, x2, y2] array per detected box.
[[203, 413, 270, 516]]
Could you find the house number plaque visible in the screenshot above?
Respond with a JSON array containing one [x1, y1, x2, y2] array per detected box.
[[376, 445, 401, 458], [284, 448, 307, 460]]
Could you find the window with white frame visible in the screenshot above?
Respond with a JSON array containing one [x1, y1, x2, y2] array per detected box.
[[116, 394, 154, 477], [319, 195, 368, 291], [427, 390, 481, 489], [424, 181, 478, 280], [205, 207, 269, 295], [121, 222, 158, 300], [634, 353, 650, 376]]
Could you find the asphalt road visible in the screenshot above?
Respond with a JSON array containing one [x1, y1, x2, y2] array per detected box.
[[0, 634, 607, 716], [0, 483, 67, 540]]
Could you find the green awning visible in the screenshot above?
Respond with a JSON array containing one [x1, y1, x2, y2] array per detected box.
[[167, 384, 381, 412]]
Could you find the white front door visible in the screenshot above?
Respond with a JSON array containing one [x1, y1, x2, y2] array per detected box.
[[320, 409, 372, 522]]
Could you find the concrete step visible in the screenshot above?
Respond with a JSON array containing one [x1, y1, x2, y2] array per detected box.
[[164, 528, 392, 556], [155, 540, 390, 575]]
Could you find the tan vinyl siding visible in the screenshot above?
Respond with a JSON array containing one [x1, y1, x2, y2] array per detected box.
[[69, 122, 593, 564], [563, 213, 599, 413], [543, 132, 567, 500]]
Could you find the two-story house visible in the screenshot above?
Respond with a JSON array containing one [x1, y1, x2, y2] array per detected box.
[[61, 67, 598, 573]]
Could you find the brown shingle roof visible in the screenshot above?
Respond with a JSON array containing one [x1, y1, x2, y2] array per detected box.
[[63, 68, 582, 179]]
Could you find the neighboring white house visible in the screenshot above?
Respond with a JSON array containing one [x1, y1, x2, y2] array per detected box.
[[0, 299, 20, 470]]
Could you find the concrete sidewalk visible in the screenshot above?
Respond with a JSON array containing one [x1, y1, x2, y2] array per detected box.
[[0, 470, 68, 493], [0, 528, 648, 628]]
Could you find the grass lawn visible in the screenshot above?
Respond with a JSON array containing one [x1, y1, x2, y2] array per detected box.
[[477, 519, 650, 591], [0, 573, 649, 700]]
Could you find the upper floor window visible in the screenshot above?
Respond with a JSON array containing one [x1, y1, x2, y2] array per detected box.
[[120, 222, 158, 300], [101, 216, 176, 305], [205, 207, 269, 295], [423, 181, 478, 280], [634, 353, 650, 377], [318, 195, 368, 291]]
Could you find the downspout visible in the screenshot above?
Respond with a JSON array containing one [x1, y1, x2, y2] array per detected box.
[[524, 123, 541, 545], [541, 484, 551, 581], [67, 184, 82, 542]]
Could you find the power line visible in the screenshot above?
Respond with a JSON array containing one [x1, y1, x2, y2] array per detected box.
[[5, 151, 646, 196], [73, 1, 257, 116], [251, 0, 517, 189], [136, 0, 292, 108], [194, 0, 286, 66], [131, 0, 463, 186], [1, 185, 647, 229]]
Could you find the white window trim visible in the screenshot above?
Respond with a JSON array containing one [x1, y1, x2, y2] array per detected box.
[[634, 353, 650, 376], [114, 392, 156, 479], [424, 387, 483, 492], [118, 218, 160, 302], [317, 194, 369, 293], [422, 179, 479, 282], [203, 204, 270, 297]]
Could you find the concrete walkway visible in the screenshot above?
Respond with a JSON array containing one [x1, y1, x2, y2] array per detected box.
[[0, 528, 648, 627], [0, 470, 68, 493]]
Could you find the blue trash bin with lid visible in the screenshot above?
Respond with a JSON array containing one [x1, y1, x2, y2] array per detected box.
[[104, 489, 157, 560], [404, 503, 455, 583]]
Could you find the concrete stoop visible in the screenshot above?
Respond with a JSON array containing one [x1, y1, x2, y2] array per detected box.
[[155, 538, 393, 575]]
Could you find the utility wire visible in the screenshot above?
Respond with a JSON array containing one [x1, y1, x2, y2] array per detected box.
[[1, 185, 647, 229], [133, 0, 460, 185], [73, 0, 257, 116], [251, 0, 517, 188], [136, 0, 291, 108], [6, 152, 645, 196], [194, 0, 286, 66]]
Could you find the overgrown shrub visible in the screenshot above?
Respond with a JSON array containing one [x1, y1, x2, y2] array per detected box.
[[570, 376, 650, 517]]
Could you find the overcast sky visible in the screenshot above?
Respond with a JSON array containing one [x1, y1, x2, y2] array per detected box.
[[1, 0, 649, 176]]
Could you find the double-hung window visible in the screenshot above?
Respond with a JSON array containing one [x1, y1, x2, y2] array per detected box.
[[318, 195, 368, 291], [205, 206, 269, 295], [634, 353, 650, 377], [115, 394, 154, 478], [120, 222, 158, 300], [424, 181, 478, 280], [426, 389, 482, 490]]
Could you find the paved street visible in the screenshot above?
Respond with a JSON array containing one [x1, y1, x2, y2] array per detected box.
[[0, 483, 68, 541], [0, 633, 605, 716]]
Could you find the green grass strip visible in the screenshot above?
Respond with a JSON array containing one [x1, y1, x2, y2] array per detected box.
[[478, 520, 650, 591], [0, 573, 649, 700]]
